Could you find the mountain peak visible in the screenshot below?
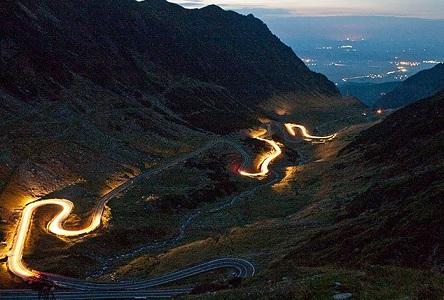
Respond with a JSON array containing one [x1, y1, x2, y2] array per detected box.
[[201, 4, 223, 12], [1, 0, 339, 117]]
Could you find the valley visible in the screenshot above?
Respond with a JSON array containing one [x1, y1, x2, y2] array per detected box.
[[1, 1, 444, 299], [1, 120, 352, 299]]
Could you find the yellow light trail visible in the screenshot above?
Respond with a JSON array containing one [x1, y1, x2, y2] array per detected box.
[[238, 129, 282, 178], [8, 198, 103, 279], [7, 123, 322, 281], [284, 123, 337, 143]]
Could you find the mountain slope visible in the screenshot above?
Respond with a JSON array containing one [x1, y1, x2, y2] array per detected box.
[[106, 92, 444, 299], [0, 0, 342, 207], [374, 63, 444, 108], [0, 1, 346, 284], [0, 0, 338, 122], [0, 0, 368, 290], [278, 90, 444, 269], [339, 81, 401, 107]]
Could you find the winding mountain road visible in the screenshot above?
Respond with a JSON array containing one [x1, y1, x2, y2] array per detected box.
[[3, 136, 265, 299], [3, 123, 336, 299], [284, 123, 337, 143], [2, 258, 254, 299], [1, 288, 194, 299], [238, 128, 283, 178]]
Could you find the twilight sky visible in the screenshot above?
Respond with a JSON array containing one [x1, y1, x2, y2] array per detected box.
[[168, 0, 444, 19]]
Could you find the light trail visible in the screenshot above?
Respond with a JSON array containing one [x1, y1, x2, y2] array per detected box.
[[284, 123, 337, 143], [7, 123, 326, 290], [6, 138, 258, 288], [8, 198, 103, 279], [7, 124, 332, 282], [239, 129, 282, 178]]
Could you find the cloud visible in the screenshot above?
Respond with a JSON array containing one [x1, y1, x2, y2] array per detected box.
[[167, 0, 444, 19]]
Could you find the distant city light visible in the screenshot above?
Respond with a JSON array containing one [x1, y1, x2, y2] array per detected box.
[[302, 58, 317, 66], [398, 61, 420, 67], [328, 62, 346, 67]]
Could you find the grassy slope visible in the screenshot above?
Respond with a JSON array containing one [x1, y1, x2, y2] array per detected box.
[[109, 94, 444, 299]]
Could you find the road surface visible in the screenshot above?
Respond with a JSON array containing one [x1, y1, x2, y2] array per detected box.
[[1, 258, 254, 299], [3, 123, 335, 298], [284, 123, 337, 143], [238, 128, 283, 178], [0, 288, 193, 299], [4, 135, 267, 298]]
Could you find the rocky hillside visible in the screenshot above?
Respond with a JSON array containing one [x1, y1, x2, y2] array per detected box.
[[278, 90, 444, 270], [0, 0, 338, 126], [374, 63, 444, 108], [219, 91, 444, 298], [104, 92, 444, 299]]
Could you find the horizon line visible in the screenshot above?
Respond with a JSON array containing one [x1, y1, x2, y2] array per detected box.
[[163, 1, 444, 21]]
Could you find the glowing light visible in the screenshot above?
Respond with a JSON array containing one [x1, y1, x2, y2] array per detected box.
[[8, 198, 105, 279], [302, 58, 315, 63], [377, 109, 383, 114], [239, 129, 282, 178], [301, 58, 317, 67], [7, 122, 335, 281], [284, 123, 337, 143], [274, 107, 289, 116], [398, 61, 420, 67], [272, 166, 300, 192]]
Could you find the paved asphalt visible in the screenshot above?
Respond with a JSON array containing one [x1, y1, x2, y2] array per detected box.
[[2, 138, 255, 299], [3, 124, 337, 299], [1, 258, 254, 299]]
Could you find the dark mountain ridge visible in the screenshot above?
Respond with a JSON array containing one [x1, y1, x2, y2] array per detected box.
[[375, 63, 444, 108], [0, 0, 338, 122]]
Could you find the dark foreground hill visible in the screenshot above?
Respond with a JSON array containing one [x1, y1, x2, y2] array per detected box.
[[280, 90, 444, 270], [375, 63, 444, 108]]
